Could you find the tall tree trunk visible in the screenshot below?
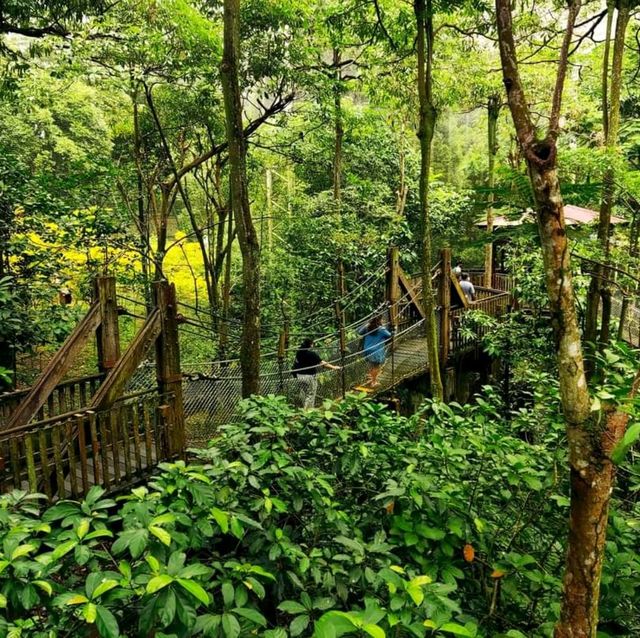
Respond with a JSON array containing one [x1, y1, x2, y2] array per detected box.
[[484, 94, 500, 287], [154, 187, 175, 280], [585, 1, 629, 351], [618, 197, 640, 340], [132, 83, 152, 312], [415, 0, 443, 401], [495, 0, 635, 634], [598, 1, 630, 347], [219, 209, 234, 359], [333, 47, 343, 211], [220, 0, 260, 397], [396, 120, 409, 216]]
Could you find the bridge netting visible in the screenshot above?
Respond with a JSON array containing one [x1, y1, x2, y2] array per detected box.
[[119, 262, 515, 446], [115, 252, 640, 447]]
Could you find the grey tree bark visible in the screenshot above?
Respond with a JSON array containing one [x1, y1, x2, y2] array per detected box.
[[415, 0, 443, 401], [220, 0, 261, 396]]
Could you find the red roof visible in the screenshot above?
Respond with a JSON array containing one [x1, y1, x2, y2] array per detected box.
[[478, 205, 625, 228], [564, 204, 625, 225]]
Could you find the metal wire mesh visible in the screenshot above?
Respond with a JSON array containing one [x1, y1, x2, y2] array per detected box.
[[178, 298, 429, 445]]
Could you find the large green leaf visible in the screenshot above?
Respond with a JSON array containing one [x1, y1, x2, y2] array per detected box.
[[222, 612, 240, 638], [96, 605, 120, 638], [146, 575, 173, 594], [611, 422, 640, 465], [177, 578, 210, 605]]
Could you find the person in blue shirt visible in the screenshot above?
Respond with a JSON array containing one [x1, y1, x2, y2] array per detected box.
[[357, 316, 392, 388]]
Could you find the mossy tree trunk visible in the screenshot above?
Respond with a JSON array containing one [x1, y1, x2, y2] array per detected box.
[[220, 0, 261, 397], [415, 0, 443, 401], [495, 0, 637, 634]]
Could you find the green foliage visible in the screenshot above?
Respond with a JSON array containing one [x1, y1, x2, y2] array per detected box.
[[0, 392, 638, 636]]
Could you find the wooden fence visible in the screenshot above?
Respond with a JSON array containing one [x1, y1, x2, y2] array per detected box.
[[0, 391, 173, 500], [451, 290, 511, 353], [0, 374, 104, 429]]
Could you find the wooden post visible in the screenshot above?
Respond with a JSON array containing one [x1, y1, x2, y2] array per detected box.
[[336, 261, 347, 396], [277, 324, 287, 393], [439, 247, 451, 365], [387, 246, 400, 329], [484, 243, 494, 288], [154, 281, 185, 459], [335, 301, 347, 398], [95, 277, 121, 373]]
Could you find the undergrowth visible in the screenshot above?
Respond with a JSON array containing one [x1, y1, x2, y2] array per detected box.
[[0, 390, 638, 637]]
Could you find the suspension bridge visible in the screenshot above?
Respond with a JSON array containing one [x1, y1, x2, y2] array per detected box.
[[0, 246, 636, 501]]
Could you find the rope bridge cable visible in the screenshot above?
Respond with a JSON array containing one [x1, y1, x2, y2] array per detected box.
[[181, 318, 432, 445], [181, 286, 504, 446], [184, 297, 423, 384], [571, 252, 640, 290], [275, 262, 389, 330], [176, 264, 394, 362], [120, 261, 436, 445], [174, 261, 388, 333], [179, 284, 421, 374], [118, 263, 390, 351]]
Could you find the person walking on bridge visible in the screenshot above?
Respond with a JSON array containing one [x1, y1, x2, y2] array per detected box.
[[357, 316, 392, 388], [460, 272, 476, 304], [292, 338, 340, 409]]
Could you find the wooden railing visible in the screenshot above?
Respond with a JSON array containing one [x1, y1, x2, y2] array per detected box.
[[0, 374, 105, 429], [450, 291, 511, 353], [0, 391, 173, 500], [466, 270, 513, 292]]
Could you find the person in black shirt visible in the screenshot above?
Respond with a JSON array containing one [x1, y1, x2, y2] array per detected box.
[[292, 338, 340, 408]]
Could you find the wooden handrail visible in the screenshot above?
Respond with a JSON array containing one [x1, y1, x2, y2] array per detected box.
[[91, 309, 162, 410], [0, 373, 105, 404], [0, 389, 160, 438], [4, 304, 102, 431]]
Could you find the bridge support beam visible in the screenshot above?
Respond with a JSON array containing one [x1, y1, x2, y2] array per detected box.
[[95, 276, 121, 373], [439, 248, 451, 366], [387, 245, 400, 328], [154, 281, 185, 459]]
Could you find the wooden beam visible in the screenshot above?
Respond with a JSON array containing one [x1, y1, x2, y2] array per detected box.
[[440, 248, 451, 363], [154, 282, 185, 458], [90, 309, 162, 411], [95, 277, 121, 372], [5, 303, 101, 430], [386, 246, 400, 327], [450, 272, 469, 309], [398, 269, 427, 319]]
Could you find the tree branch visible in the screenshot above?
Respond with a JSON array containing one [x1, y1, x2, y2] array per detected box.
[[371, 0, 398, 50], [548, 0, 582, 141], [0, 20, 68, 37], [495, 0, 536, 149], [166, 91, 295, 190]]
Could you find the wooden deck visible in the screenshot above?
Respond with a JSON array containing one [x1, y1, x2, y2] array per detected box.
[[0, 392, 171, 500]]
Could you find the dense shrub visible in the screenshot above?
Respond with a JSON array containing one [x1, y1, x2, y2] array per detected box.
[[0, 392, 638, 637]]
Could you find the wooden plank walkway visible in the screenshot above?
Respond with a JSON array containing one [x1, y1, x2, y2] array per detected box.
[[63, 437, 160, 497]]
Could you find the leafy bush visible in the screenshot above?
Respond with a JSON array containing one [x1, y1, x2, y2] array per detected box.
[[0, 392, 638, 637]]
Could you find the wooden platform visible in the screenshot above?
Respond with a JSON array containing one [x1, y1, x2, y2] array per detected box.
[[62, 436, 160, 498]]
